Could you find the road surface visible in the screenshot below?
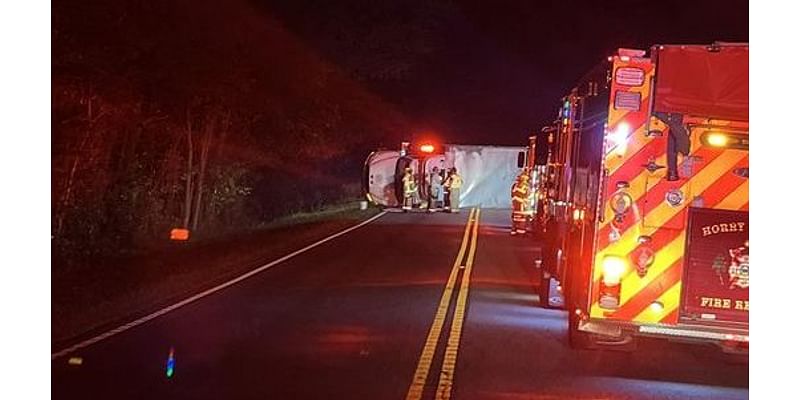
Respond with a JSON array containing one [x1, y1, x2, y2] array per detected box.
[[52, 209, 748, 399]]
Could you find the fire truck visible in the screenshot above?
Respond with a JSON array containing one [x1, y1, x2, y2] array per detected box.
[[533, 43, 748, 354]]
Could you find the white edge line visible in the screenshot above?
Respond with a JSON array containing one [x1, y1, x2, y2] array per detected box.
[[52, 210, 388, 360]]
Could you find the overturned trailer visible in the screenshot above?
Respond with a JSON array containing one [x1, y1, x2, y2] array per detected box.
[[363, 143, 528, 209]]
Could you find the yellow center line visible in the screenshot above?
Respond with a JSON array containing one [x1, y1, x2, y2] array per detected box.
[[435, 208, 480, 400], [405, 208, 476, 400]]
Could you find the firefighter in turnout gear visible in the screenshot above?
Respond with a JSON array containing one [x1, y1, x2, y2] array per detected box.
[[402, 167, 418, 211], [510, 170, 533, 235], [444, 168, 463, 213]]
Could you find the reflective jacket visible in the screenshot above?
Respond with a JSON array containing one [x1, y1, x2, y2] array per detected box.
[[446, 174, 463, 190], [403, 174, 417, 195]]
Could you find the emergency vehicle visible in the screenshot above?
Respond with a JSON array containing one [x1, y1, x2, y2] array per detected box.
[[533, 43, 748, 354]]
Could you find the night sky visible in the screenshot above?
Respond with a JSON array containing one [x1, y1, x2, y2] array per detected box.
[[261, 0, 748, 146]]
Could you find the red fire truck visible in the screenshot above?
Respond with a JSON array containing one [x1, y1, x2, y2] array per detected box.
[[534, 43, 748, 354]]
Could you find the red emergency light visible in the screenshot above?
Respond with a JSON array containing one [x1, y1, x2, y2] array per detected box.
[[419, 144, 436, 153]]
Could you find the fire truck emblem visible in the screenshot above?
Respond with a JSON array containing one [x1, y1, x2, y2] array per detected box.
[[727, 241, 749, 289], [713, 241, 749, 289]]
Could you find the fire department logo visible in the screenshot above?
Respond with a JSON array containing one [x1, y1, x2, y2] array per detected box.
[[713, 241, 749, 289], [728, 241, 749, 289]]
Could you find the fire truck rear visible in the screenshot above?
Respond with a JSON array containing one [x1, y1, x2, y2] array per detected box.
[[536, 43, 748, 353]]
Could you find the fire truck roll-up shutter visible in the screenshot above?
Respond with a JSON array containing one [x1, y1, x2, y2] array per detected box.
[[680, 208, 748, 326], [652, 44, 748, 121]]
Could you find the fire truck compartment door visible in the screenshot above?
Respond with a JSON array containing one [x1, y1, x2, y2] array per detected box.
[[680, 208, 749, 325]]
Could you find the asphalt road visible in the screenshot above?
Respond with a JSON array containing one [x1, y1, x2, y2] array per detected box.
[[52, 209, 748, 399]]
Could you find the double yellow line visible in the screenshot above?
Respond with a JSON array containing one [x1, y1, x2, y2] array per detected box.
[[406, 208, 481, 400]]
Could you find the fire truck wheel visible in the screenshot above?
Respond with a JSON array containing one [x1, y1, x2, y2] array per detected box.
[[538, 274, 552, 308]]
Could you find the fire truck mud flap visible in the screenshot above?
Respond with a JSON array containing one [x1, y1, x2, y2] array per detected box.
[[577, 320, 636, 349]]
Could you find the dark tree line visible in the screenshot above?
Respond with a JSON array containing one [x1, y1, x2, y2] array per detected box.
[[53, 0, 408, 267]]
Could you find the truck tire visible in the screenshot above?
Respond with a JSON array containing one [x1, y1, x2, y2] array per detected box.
[[538, 247, 566, 309], [538, 271, 553, 308], [566, 258, 596, 350]]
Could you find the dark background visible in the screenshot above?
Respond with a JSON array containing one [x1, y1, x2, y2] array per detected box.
[[261, 0, 749, 144], [52, 0, 748, 266]]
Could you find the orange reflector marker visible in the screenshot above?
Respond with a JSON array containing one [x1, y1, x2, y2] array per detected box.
[[170, 228, 190, 241]]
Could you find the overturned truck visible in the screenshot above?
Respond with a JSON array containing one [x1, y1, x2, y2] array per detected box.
[[363, 143, 527, 209]]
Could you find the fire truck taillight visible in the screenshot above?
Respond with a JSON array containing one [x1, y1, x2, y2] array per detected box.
[[601, 256, 628, 286], [607, 122, 631, 156], [599, 255, 628, 309]]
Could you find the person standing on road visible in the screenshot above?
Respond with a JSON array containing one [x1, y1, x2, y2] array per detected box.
[[402, 167, 418, 211], [428, 167, 443, 212], [444, 167, 463, 213], [438, 169, 447, 208], [511, 171, 532, 235], [442, 169, 451, 211]]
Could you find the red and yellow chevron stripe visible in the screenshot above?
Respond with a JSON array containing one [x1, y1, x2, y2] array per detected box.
[[587, 56, 749, 325]]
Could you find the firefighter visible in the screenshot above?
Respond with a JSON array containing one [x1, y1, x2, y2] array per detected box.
[[402, 167, 418, 211], [510, 171, 532, 235], [444, 167, 463, 213], [437, 169, 447, 209]]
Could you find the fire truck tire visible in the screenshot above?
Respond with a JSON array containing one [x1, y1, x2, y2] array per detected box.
[[538, 273, 553, 308], [566, 271, 597, 350]]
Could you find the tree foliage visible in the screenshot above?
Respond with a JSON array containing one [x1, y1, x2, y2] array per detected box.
[[53, 0, 409, 267]]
